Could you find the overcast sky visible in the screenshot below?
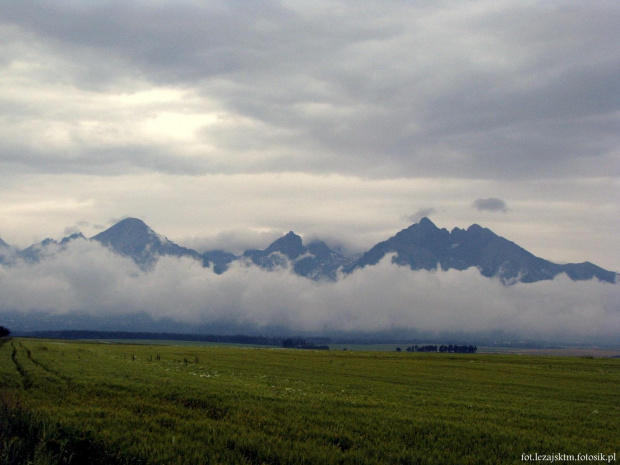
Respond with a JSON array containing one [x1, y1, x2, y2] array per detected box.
[[1, 0, 619, 270]]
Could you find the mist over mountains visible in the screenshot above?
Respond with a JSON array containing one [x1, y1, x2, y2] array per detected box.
[[0, 218, 618, 343], [5, 216, 614, 284]]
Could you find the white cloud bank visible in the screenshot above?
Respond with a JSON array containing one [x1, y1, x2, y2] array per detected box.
[[1, 239, 618, 343]]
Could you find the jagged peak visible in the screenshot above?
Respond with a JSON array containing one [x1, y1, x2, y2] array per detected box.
[[61, 232, 86, 244], [91, 217, 158, 242], [270, 231, 303, 246], [467, 223, 492, 232], [403, 217, 436, 229], [418, 217, 436, 227], [397, 217, 448, 241], [307, 240, 330, 251], [401, 217, 441, 234], [465, 223, 495, 236], [253, 231, 307, 261], [111, 217, 150, 231]]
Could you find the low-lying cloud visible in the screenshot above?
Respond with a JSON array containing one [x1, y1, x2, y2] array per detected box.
[[405, 208, 436, 224], [1, 239, 618, 343], [472, 198, 508, 213]]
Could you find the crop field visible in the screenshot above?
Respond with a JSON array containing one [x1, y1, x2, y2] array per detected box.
[[1, 338, 619, 464]]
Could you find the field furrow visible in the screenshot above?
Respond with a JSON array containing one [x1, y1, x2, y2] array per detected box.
[[1, 339, 618, 464]]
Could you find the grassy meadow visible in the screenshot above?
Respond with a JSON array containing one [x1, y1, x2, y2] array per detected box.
[[0, 338, 618, 464]]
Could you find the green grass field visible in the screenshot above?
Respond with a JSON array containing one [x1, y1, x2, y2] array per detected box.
[[1, 338, 618, 464]]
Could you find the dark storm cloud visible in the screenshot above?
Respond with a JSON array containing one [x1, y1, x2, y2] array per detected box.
[[2, 1, 619, 179], [1, 1, 380, 87], [472, 198, 508, 213]]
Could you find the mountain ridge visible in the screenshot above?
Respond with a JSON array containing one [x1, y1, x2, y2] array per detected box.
[[242, 230, 354, 280], [91, 218, 201, 269], [2, 217, 617, 284], [349, 219, 616, 283]]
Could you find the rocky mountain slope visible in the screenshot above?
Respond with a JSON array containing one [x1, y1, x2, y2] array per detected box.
[[348, 218, 616, 283], [2, 217, 617, 284]]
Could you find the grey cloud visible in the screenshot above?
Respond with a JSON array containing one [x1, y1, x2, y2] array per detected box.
[[472, 198, 508, 213], [0, 143, 216, 177], [63, 225, 81, 236], [76, 221, 106, 232], [64, 221, 105, 236], [404, 208, 436, 224], [181, 229, 283, 256], [2, 1, 619, 179], [1, 241, 618, 343], [1, 1, 376, 87]]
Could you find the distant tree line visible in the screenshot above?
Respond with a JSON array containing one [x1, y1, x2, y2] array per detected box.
[[282, 338, 329, 350], [23, 330, 283, 346], [18, 330, 332, 348], [404, 344, 477, 353], [0, 326, 10, 338]]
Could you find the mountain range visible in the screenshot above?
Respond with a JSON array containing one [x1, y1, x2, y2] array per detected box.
[[0, 217, 617, 284]]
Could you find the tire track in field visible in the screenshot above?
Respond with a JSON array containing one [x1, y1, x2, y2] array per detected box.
[[10, 341, 32, 390], [19, 342, 73, 385]]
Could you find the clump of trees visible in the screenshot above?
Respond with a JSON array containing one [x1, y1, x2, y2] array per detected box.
[[282, 338, 329, 350], [0, 326, 10, 338], [404, 344, 477, 353]]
